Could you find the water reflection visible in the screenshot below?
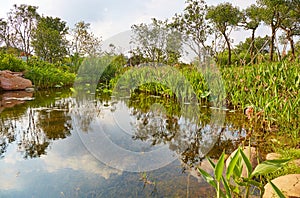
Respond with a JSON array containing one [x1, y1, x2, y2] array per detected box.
[[0, 89, 248, 197], [0, 90, 72, 159]]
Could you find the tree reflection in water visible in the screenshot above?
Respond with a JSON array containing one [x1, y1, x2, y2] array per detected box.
[[0, 90, 72, 159], [0, 89, 246, 168]]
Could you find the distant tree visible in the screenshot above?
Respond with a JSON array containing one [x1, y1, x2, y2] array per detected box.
[[7, 4, 39, 61], [31, 16, 69, 63], [70, 21, 102, 57], [206, 3, 242, 65], [235, 36, 271, 58], [241, 5, 263, 63], [131, 18, 182, 65], [257, 0, 287, 61], [170, 0, 211, 63], [0, 18, 10, 47]]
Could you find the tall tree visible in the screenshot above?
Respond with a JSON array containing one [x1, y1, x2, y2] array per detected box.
[[206, 3, 242, 65], [31, 16, 69, 63], [131, 18, 182, 64], [7, 4, 39, 61], [71, 21, 102, 57], [170, 0, 211, 63], [241, 5, 263, 62], [279, 0, 300, 60], [257, 0, 286, 61]]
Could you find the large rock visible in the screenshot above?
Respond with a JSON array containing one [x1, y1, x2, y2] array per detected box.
[[263, 174, 300, 198], [226, 146, 261, 178], [0, 70, 32, 90]]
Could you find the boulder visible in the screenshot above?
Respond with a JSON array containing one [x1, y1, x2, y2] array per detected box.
[[263, 174, 300, 198], [226, 146, 260, 178], [0, 70, 32, 91], [265, 153, 282, 160]]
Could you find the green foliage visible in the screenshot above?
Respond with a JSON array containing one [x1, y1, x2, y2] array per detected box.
[[222, 61, 300, 139], [0, 52, 27, 71], [198, 147, 289, 198], [206, 3, 243, 65], [170, 0, 211, 60], [31, 16, 69, 63], [24, 57, 75, 88], [131, 18, 182, 64]]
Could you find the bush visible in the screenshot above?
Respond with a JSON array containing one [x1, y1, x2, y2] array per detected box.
[[0, 52, 27, 72], [25, 57, 76, 88]]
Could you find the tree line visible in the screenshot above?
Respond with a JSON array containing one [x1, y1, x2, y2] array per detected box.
[[0, 0, 300, 66], [131, 0, 300, 66], [0, 4, 101, 64]]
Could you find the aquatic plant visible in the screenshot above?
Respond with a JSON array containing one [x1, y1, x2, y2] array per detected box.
[[198, 147, 290, 198]]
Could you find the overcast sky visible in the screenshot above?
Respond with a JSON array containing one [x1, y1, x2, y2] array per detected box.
[[0, 0, 264, 40]]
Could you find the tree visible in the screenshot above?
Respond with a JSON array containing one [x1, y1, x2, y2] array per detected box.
[[31, 16, 69, 63], [131, 18, 182, 64], [7, 4, 39, 61], [257, 0, 287, 61], [170, 0, 211, 63], [241, 5, 263, 63], [70, 21, 102, 57], [279, 0, 300, 60], [206, 3, 242, 65], [235, 35, 271, 64], [0, 18, 10, 47]]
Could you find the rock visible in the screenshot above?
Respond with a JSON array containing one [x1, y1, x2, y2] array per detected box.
[[226, 146, 260, 178], [0, 70, 32, 91], [291, 159, 300, 167], [265, 153, 282, 160], [263, 174, 300, 198]]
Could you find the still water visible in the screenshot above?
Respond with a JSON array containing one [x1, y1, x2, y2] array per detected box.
[[0, 89, 247, 197]]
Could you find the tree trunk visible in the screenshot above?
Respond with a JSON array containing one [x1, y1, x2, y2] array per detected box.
[[287, 33, 295, 61], [270, 25, 276, 62], [223, 33, 231, 65], [250, 29, 257, 64]]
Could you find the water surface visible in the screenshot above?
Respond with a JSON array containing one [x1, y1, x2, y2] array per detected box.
[[0, 89, 247, 197]]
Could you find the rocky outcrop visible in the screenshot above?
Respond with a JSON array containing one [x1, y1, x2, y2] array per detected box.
[[263, 174, 300, 198], [0, 70, 32, 91]]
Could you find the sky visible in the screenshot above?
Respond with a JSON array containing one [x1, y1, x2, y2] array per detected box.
[[0, 0, 271, 58], [0, 0, 262, 38]]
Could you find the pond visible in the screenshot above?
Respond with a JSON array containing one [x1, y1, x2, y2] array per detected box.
[[0, 88, 249, 197]]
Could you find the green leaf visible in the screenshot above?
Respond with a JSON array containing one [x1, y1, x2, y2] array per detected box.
[[226, 148, 241, 180], [221, 176, 232, 198], [197, 168, 217, 189], [239, 148, 253, 178], [207, 157, 216, 169], [251, 159, 290, 177], [269, 180, 285, 198], [233, 158, 242, 178], [215, 152, 225, 182]]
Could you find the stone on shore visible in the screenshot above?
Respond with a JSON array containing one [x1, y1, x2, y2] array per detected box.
[[0, 70, 32, 91], [263, 174, 300, 198]]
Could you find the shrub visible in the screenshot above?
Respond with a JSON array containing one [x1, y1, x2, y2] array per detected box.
[[0, 52, 27, 72]]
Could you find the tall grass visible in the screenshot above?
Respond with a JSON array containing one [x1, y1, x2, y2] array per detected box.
[[222, 61, 299, 140]]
